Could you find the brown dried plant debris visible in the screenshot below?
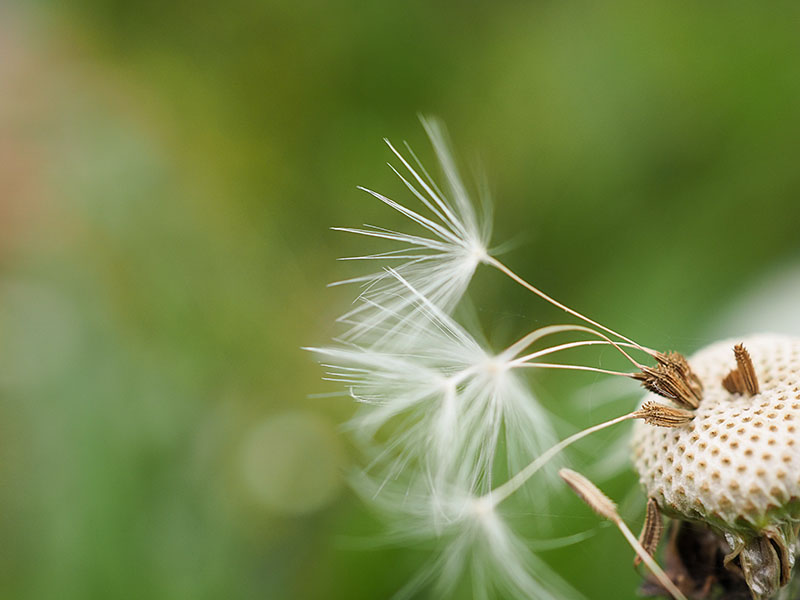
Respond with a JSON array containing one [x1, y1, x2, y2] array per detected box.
[[639, 521, 797, 600], [635, 498, 665, 567], [633, 402, 695, 428], [558, 468, 618, 521], [640, 521, 752, 600], [657, 352, 704, 397], [634, 352, 703, 409], [722, 344, 760, 396]]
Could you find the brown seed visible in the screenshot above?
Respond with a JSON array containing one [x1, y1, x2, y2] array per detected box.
[[634, 498, 663, 567], [558, 468, 618, 521], [633, 402, 695, 428], [722, 344, 760, 395], [635, 353, 702, 409]]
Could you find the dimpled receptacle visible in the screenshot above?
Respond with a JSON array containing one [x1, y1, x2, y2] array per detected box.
[[632, 334, 800, 598]]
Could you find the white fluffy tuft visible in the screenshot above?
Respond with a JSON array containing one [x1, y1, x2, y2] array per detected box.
[[313, 271, 558, 499], [351, 475, 583, 600], [332, 117, 491, 341]]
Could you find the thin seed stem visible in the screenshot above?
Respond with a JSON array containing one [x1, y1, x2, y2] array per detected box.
[[486, 256, 654, 362], [517, 362, 637, 378], [510, 340, 643, 366], [486, 412, 636, 506], [503, 324, 602, 359], [616, 518, 687, 600], [503, 323, 647, 370]]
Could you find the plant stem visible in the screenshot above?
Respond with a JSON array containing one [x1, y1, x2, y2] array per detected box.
[[486, 412, 636, 506]]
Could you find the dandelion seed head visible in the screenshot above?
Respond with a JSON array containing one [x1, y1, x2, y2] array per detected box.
[[633, 334, 800, 598], [633, 334, 800, 530]]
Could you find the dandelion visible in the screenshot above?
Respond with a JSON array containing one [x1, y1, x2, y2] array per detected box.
[[314, 119, 800, 599]]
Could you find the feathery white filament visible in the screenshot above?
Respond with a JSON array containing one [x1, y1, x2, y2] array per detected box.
[[317, 119, 665, 599], [314, 271, 559, 498], [353, 476, 583, 600], [332, 117, 491, 341]]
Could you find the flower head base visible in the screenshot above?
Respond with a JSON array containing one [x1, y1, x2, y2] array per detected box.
[[632, 335, 800, 599]]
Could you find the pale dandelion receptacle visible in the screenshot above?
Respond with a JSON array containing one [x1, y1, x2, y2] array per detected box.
[[311, 119, 799, 600]]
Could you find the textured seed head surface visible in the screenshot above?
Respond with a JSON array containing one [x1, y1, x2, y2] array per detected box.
[[632, 334, 800, 534]]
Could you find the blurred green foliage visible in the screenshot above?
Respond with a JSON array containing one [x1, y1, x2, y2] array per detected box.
[[3, 1, 800, 598]]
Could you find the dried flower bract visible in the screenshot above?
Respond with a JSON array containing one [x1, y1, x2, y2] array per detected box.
[[634, 352, 702, 409], [722, 343, 760, 396], [634, 498, 664, 567]]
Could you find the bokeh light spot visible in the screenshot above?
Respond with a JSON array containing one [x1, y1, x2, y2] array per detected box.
[[238, 411, 344, 515]]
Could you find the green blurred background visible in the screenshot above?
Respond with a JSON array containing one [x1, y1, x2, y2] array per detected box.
[[4, 2, 800, 598]]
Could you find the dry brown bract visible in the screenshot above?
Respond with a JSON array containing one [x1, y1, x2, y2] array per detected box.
[[722, 344, 760, 396], [634, 352, 703, 409], [635, 498, 665, 567]]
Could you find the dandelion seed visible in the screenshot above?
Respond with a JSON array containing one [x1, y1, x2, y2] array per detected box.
[[312, 270, 560, 497], [352, 475, 584, 600], [484, 399, 691, 508], [333, 117, 491, 341], [631, 401, 694, 427], [559, 468, 688, 600], [634, 498, 664, 567], [722, 343, 760, 395]]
